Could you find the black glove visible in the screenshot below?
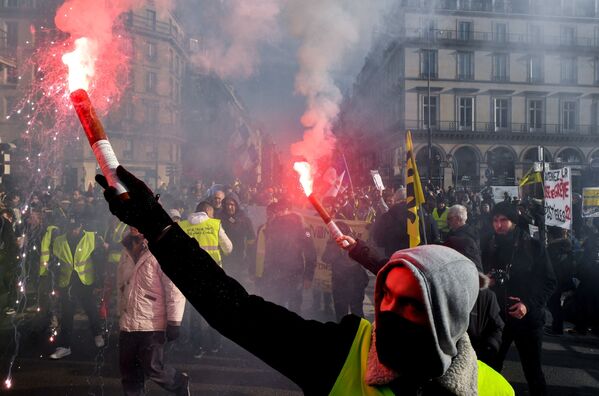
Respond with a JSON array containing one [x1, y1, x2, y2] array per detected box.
[[166, 324, 180, 342], [95, 166, 173, 242]]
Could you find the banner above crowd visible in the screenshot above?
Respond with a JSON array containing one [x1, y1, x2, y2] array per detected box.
[[544, 167, 572, 229], [582, 187, 599, 218]]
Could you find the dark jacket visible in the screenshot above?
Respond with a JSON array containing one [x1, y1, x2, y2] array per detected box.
[[447, 224, 480, 248], [373, 203, 439, 256], [219, 197, 256, 268], [263, 212, 316, 282], [481, 228, 556, 326], [546, 238, 575, 291]]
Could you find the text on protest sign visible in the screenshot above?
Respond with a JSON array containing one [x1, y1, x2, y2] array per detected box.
[[544, 167, 572, 229]]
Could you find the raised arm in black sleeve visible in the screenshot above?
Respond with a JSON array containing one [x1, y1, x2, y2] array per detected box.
[[348, 238, 389, 275], [96, 167, 361, 395]]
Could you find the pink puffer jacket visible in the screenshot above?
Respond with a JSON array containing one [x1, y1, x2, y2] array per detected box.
[[117, 248, 185, 332]]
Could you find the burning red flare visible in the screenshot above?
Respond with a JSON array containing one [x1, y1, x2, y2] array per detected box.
[[62, 37, 96, 92], [63, 40, 128, 197], [293, 161, 348, 246], [293, 161, 313, 196]]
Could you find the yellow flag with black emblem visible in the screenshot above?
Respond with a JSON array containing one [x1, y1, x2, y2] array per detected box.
[[406, 131, 425, 247], [519, 166, 543, 187]]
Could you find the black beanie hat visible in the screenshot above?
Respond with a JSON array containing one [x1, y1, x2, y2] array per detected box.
[[492, 201, 518, 223]]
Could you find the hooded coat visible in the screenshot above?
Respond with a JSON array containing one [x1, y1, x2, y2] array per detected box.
[[148, 224, 513, 395]]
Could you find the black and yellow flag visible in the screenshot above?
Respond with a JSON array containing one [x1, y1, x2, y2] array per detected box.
[[519, 166, 543, 187], [406, 131, 425, 247]]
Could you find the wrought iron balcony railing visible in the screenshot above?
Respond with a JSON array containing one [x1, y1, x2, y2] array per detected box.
[[409, 28, 599, 49], [405, 120, 598, 136]]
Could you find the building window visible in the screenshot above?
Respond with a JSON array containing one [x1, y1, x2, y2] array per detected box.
[[563, 1, 574, 15], [510, 0, 530, 13], [146, 9, 156, 30], [528, 99, 544, 130], [143, 101, 159, 125], [145, 71, 156, 92], [560, 26, 576, 45], [494, 98, 509, 130], [560, 57, 577, 84], [442, 0, 457, 10], [576, 0, 596, 16], [494, 0, 506, 12], [528, 25, 542, 44], [124, 101, 134, 119], [420, 49, 438, 79], [123, 139, 133, 160], [494, 23, 507, 42], [478, 0, 493, 11], [146, 42, 157, 61], [562, 101, 577, 131], [594, 58, 599, 84], [4, 96, 15, 119], [458, 97, 474, 130], [422, 95, 438, 129], [458, 21, 473, 41], [5, 0, 18, 8], [528, 55, 543, 83], [457, 51, 474, 80], [492, 53, 508, 81]]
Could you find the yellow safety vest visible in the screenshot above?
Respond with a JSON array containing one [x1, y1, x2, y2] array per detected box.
[[53, 231, 96, 288], [180, 218, 222, 265], [106, 222, 127, 265], [40, 225, 58, 277], [329, 319, 514, 396], [433, 208, 449, 233]]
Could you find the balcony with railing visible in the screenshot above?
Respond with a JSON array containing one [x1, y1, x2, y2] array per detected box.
[[405, 120, 598, 136], [124, 12, 184, 48], [0, 30, 16, 68], [407, 28, 599, 50]]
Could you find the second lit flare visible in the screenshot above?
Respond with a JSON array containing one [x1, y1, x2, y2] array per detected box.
[[293, 162, 349, 247], [63, 37, 127, 197]]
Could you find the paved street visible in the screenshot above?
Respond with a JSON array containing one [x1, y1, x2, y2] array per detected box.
[[1, 286, 598, 395]]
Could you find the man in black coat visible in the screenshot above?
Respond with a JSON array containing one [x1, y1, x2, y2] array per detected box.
[[373, 201, 439, 257], [261, 198, 316, 314], [481, 201, 556, 396]]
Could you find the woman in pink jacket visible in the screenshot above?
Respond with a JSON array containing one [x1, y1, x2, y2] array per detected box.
[[117, 227, 189, 396]]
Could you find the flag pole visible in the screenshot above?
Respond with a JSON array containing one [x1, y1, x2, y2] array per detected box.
[[420, 203, 428, 245], [341, 151, 355, 197]]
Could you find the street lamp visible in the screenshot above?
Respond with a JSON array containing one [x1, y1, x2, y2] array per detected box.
[[447, 154, 459, 187]]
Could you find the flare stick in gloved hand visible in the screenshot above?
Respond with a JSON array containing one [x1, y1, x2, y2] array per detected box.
[[95, 166, 173, 242]]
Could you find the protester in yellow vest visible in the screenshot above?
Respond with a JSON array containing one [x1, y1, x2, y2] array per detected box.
[[49, 217, 107, 360], [432, 196, 450, 240], [179, 201, 232, 266], [96, 166, 515, 395], [99, 219, 128, 319], [178, 201, 232, 357]]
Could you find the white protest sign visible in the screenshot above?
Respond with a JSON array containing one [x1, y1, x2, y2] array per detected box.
[[370, 170, 385, 191], [491, 186, 519, 203], [544, 167, 572, 229]]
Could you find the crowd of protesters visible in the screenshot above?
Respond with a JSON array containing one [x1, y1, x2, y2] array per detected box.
[[0, 173, 598, 395]]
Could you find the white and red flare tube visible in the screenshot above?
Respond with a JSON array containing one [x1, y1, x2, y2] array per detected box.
[[70, 89, 129, 199], [308, 194, 349, 247]]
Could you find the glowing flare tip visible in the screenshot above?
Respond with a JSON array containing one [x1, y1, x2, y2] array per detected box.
[[293, 161, 313, 196], [4, 378, 11, 389], [62, 37, 97, 93]]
